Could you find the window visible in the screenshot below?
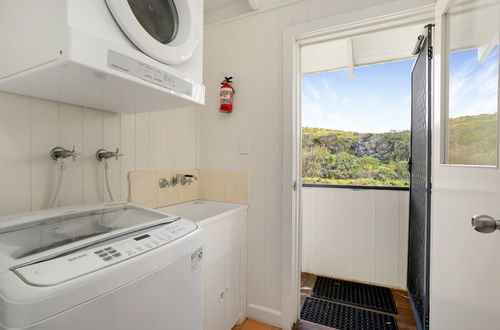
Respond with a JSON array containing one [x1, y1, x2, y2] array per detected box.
[[301, 60, 413, 187], [445, 0, 500, 166]]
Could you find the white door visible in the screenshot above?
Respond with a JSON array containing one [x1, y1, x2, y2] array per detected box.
[[224, 248, 241, 330], [204, 258, 225, 330], [432, 0, 500, 329]]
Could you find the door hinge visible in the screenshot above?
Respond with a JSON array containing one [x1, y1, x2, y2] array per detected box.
[[293, 181, 298, 191], [425, 314, 430, 328], [428, 46, 433, 60]]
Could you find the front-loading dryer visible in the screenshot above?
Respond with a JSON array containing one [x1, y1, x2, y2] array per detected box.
[[0, 0, 205, 113], [106, 0, 200, 65]]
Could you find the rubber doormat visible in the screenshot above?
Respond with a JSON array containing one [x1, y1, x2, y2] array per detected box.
[[301, 297, 398, 330], [312, 277, 398, 314]]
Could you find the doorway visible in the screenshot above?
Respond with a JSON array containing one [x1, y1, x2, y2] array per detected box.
[[282, 3, 436, 329]]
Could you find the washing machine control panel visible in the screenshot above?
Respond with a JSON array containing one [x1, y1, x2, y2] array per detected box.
[[14, 219, 198, 287], [107, 50, 196, 97]]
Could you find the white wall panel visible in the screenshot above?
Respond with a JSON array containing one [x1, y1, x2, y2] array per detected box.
[[59, 103, 83, 207], [30, 98, 59, 210], [201, 0, 400, 326], [102, 111, 121, 202], [0, 91, 198, 216], [0, 93, 31, 215], [301, 187, 409, 289], [82, 108, 103, 204], [353, 190, 376, 283], [331, 189, 354, 279]]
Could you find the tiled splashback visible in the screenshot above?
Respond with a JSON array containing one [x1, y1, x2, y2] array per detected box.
[[129, 170, 248, 208]]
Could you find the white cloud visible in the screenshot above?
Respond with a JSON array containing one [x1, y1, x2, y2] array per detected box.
[[449, 48, 499, 118]]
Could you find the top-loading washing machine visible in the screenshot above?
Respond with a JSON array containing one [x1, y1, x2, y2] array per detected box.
[[0, 203, 204, 330], [0, 0, 205, 112]]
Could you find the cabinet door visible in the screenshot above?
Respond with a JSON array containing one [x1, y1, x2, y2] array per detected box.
[[204, 258, 225, 330], [224, 248, 241, 330]]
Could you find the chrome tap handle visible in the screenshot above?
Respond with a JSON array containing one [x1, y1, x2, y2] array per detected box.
[[114, 148, 123, 161], [70, 146, 80, 161], [159, 178, 169, 188]]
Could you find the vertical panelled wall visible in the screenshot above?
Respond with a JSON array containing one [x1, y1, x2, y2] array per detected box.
[[200, 0, 397, 326], [302, 187, 409, 289], [0, 91, 198, 217]]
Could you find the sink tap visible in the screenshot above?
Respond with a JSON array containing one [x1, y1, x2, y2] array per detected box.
[[50, 146, 80, 161], [96, 148, 123, 161], [176, 174, 198, 186]]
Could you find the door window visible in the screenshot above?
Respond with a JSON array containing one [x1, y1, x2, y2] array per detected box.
[[445, 0, 500, 166], [127, 0, 179, 44]]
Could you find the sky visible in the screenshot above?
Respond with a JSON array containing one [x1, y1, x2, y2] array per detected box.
[[301, 45, 499, 132], [301, 59, 414, 133], [449, 45, 499, 118]]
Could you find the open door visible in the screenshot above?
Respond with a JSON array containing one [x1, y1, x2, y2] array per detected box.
[[430, 0, 500, 328], [408, 24, 433, 330]]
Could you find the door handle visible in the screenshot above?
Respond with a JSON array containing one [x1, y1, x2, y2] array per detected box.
[[471, 215, 500, 233]]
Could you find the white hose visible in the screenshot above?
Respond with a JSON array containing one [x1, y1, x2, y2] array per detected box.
[[50, 159, 67, 208], [104, 159, 114, 201]]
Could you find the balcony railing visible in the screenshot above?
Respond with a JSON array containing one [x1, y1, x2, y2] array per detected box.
[[301, 185, 409, 289]]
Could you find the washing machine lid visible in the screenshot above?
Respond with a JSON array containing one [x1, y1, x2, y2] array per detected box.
[[106, 0, 200, 65], [0, 204, 179, 270]]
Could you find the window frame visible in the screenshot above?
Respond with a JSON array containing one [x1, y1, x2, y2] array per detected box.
[[441, 0, 500, 168]]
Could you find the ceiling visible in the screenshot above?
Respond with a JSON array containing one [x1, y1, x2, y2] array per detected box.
[[204, 0, 298, 24], [300, 23, 426, 75]]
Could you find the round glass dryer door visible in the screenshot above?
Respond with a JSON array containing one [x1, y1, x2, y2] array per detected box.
[[106, 0, 200, 65]]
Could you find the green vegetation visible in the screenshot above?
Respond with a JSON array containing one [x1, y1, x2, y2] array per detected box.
[[448, 113, 497, 165], [302, 113, 498, 186], [302, 127, 410, 187]]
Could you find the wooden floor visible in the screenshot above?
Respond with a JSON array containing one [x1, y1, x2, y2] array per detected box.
[[293, 273, 417, 330], [233, 318, 281, 330]]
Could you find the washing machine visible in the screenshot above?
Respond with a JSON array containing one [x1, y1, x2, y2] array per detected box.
[[0, 203, 204, 330], [0, 0, 205, 112]]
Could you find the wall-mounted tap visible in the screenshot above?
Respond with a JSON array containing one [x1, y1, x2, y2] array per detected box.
[[176, 174, 198, 186], [50, 146, 80, 161], [159, 174, 198, 188], [159, 178, 170, 188], [96, 148, 123, 161], [49, 146, 80, 209], [96, 148, 123, 202]]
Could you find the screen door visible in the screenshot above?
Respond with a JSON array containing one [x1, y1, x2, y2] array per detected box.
[[408, 24, 433, 330]]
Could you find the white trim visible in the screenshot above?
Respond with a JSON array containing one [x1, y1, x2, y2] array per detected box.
[[246, 304, 282, 327], [435, 0, 454, 17], [247, 0, 262, 11], [204, 0, 302, 29], [281, 1, 435, 328], [346, 38, 355, 79]]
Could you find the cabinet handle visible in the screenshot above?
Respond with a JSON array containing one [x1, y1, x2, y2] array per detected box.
[[219, 290, 225, 303]]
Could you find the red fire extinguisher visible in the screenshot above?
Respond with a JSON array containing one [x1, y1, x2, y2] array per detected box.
[[219, 76, 235, 113]]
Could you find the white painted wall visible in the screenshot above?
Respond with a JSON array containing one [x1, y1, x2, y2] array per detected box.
[[301, 187, 409, 289], [0, 91, 198, 217], [200, 0, 400, 326]]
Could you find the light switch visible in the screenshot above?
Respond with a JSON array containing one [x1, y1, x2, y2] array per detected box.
[[239, 138, 249, 155]]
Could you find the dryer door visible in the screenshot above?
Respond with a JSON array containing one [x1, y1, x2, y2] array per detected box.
[[106, 0, 200, 65]]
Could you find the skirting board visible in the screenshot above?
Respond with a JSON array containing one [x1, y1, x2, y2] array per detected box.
[[246, 303, 283, 328]]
